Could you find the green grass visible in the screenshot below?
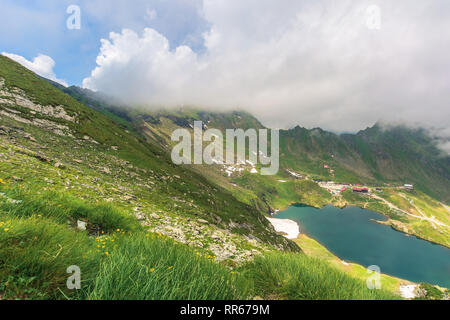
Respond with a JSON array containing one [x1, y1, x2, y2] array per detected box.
[[1, 53, 443, 300], [0, 188, 140, 233], [0, 186, 402, 300], [0, 189, 249, 300], [415, 283, 445, 300], [86, 232, 249, 300], [0, 54, 296, 251], [0, 217, 101, 299], [241, 252, 400, 300]]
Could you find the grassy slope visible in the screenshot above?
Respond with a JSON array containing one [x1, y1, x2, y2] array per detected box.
[[241, 252, 398, 300], [0, 190, 399, 300], [0, 55, 295, 252], [0, 195, 247, 300], [0, 56, 408, 300], [113, 108, 449, 247]]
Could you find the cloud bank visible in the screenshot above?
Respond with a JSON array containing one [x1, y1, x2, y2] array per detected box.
[[79, 1, 449, 134], [2, 52, 68, 87]]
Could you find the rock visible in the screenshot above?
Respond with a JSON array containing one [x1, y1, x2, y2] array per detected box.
[[99, 167, 111, 174], [74, 159, 83, 164], [77, 220, 87, 231], [198, 219, 209, 224], [44, 178, 54, 184], [150, 213, 160, 219], [211, 233, 222, 240], [240, 223, 251, 230], [228, 221, 239, 228], [123, 194, 136, 201], [54, 162, 65, 169], [135, 212, 146, 221], [111, 146, 119, 151], [210, 213, 222, 224], [34, 153, 51, 162], [0, 126, 10, 134], [22, 133, 36, 142]]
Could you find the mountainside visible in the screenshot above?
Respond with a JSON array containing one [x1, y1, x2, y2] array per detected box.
[[0, 54, 298, 257], [54, 83, 450, 204], [1, 54, 413, 300], [281, 124, 450, 203], [3, 55, 450, 299], [52, 84, 449, 248]]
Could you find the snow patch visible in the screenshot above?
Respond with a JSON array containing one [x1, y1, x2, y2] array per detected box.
[[266, 217, 300, 239], [400, 285, 418, 299]]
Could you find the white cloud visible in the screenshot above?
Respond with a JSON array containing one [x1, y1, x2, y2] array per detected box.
[[2, 52, 68, 87], [82, 0, 450, 134]]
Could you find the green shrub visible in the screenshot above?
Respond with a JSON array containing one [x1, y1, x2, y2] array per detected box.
[[416, 283, 444, 300]]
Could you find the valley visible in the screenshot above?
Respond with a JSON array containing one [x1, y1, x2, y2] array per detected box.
[[0, 55, 448, 300]]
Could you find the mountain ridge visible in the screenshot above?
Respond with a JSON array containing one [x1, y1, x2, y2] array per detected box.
[[51, 83, 449, 204], [1, 54, 448, 299]]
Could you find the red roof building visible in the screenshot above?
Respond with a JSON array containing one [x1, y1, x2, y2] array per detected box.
[[352, 187, 369, 193]]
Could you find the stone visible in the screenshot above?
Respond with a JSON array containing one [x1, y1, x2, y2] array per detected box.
[[99, 167, 111, 174], [123, 194, 136, 201], [77, 220, 87, 231], [135, 212, 146, 221], [54, 162, 65, 169]]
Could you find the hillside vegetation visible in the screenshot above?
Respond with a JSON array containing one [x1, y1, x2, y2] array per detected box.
[[63, 91, 449, 247], [0, 55, 407, 300]]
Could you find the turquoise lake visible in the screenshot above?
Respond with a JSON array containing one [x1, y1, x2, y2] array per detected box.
[[276, 205, 450, 288]]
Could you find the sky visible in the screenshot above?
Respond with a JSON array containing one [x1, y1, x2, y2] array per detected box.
[[1, 0, 449, 140]]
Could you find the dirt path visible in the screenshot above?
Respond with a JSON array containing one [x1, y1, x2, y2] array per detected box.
[[371, 194, 448, 229]]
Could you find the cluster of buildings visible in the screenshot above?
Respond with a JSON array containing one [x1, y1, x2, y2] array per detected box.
[[318, 182, 351, 195]]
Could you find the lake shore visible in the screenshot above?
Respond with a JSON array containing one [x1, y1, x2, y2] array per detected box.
[[272, 200, 449, 249], [275, 204, 450, 289], [293, 233, 415, 298]]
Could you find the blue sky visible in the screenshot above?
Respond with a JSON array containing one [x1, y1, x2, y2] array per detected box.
[[0, 0, 208, 85]]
